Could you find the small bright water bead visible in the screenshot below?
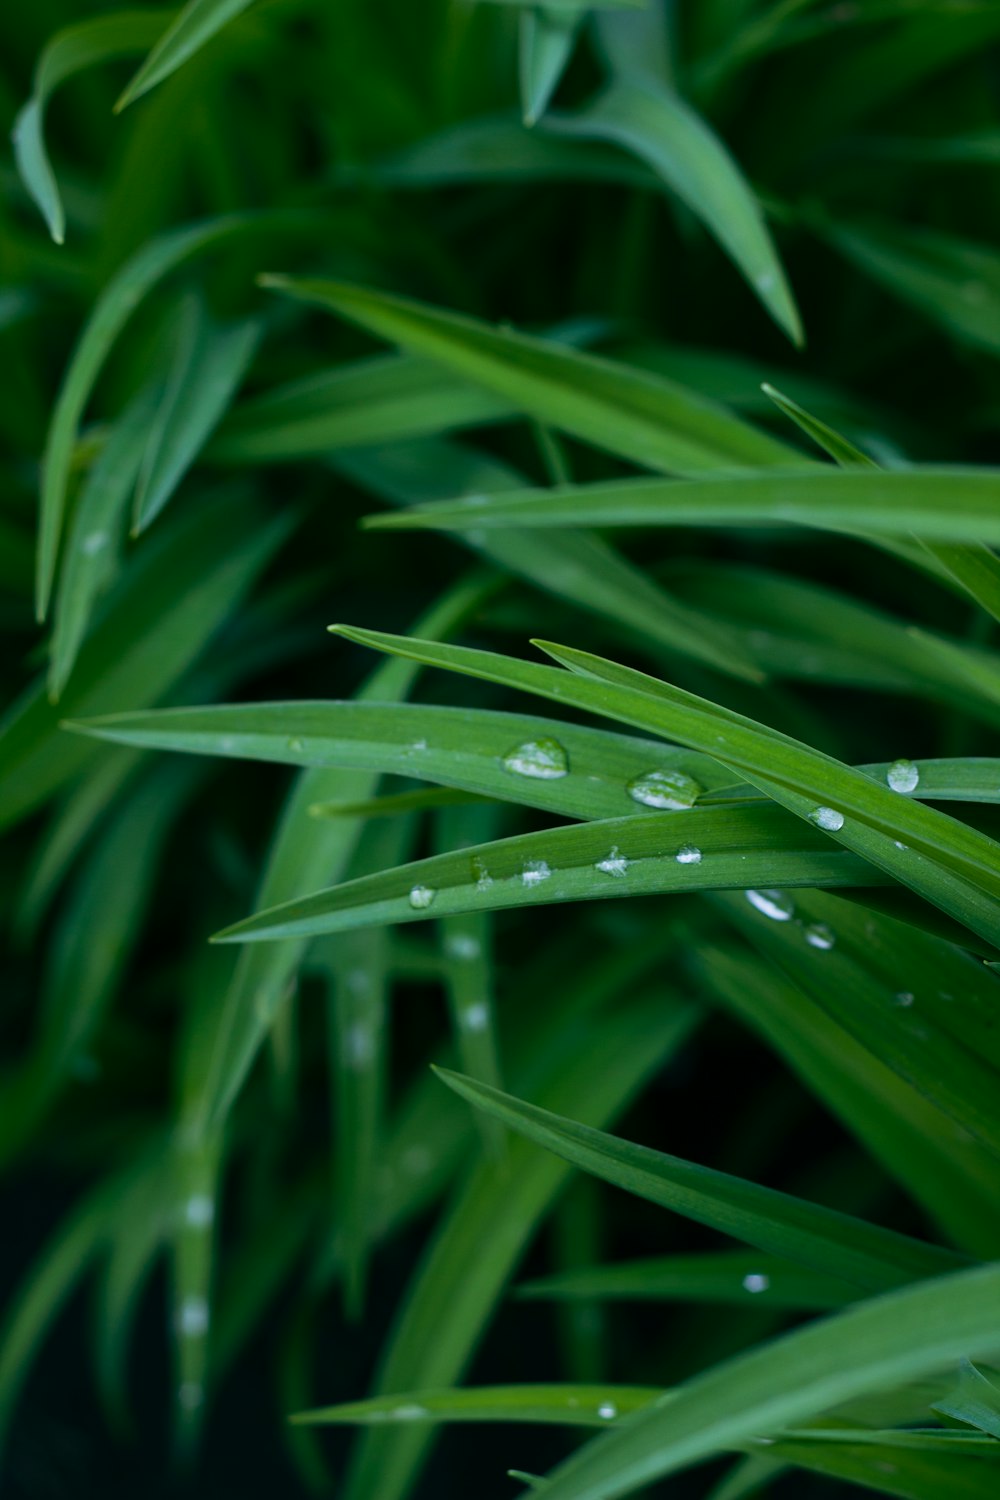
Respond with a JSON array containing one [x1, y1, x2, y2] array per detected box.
[[804, 923, 835, 951], [502, 737, 569, 780], [886, 759, 919, 794], [742, 1272, 770, 1294], [522, 859, 552, 887], [184, 1194, 214, 1229], [675, 845, 702, 866], [178, 1296, 210, 1338], [461, 1002, 489, 1031], [894, 991, 915, 1008], [408, 884, 436, 910], [597, 1402, 618, 1420], [626, 768, 703, 810], [445, 932, 481, 961], [745, 889, 795, 922], [595, 847, 629, 877], [809, 806, 844, 832]]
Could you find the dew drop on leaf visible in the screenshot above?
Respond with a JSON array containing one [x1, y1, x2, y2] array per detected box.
[[809, 806, 844, 831], [596, 847, 629, 877], [626, 768, 703, 810], [408, 884, 436, 909], [745, 889, 795, 921], [804, 923, 835, 951], [887, 759, 919, 793], [675, 845, 702, 865], [502, 738, 569, 780], [522, 859, 552, 887], [742, 1273, 770, 1294]]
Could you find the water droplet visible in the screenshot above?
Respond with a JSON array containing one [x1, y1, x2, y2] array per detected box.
[[894, 840, 908, 851], [675, 845, 702, 866], [745, 889, 795, 922], [472, 856, 493, 892], [804, 923, 835, 951], [502, 738, 569, 780], [894, 991, 915, 1008], [626, 768, 703, 811], [522, 859, 552, 888], [887, 759, 919, 794], [446, 933, 481, 961], [81, 529, 107, 556], [410, 738, 428, 752], [408, 884, 436, 910], [178, 1296, 209, 1338], [462, 1002, 489, 1031], [392, 1404, 430, 1421], [596, 847, 629, 877], [184, 1194, 214, 1229], [178, 1382, 204, 1411], [597, 1402, 617, 1420], [809, 806, 844, 831], [346, 1023, 375, 1068], [742, 1272, 770, 1294], [287, 737, 305, 753]]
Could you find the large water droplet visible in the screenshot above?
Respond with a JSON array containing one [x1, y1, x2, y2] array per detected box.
[[887, 759, 919, 794], [408, 884, 436, 910], [626, 768, 703, 810], [804, 923, 835, 951], [522, 859, 552, 887], [502, 738, 569, 780], [742, 1272, 770, 1294], [596, 847, 629, 877], [745, 889, 795, 922], [809, 806, 844, 831], [675, 845, 702, 865]]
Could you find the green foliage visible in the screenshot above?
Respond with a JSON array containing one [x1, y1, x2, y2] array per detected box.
[[5, 3, 1000, 1497]]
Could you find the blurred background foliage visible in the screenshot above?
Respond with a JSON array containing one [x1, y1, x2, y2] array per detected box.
[[5, 1, 1000, 1497]]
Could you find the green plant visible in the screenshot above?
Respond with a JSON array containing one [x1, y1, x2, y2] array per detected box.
[[5, 2, 1000, 1496]]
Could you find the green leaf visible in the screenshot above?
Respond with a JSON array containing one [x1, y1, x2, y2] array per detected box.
[[515, 1260, 1000, 1500], [719, 888, 1000, 1163], [698, 943, 1000, 1261], [544, 84, 802, 343], [258, 277, 797, 475], [435, 1070, 964, 1293], [932, 1361, 1000, 1440], [363, 466, 1000, 545], [37, 209, 315, 620], [1, 491, 287, 831], [336, 439, 765, 683], [132, 300, 260, 534], [295, 1384, 661, 1428], [520, 8, 580, 126], [518, 1250, 859, 1310], [211, 800, 877, 946], [115, 0, 257, 112], [312, 627, 1000, 950], [339, 982, 697, 1500], [11, 11, 169, 243], [66, 700, 735, 824]]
